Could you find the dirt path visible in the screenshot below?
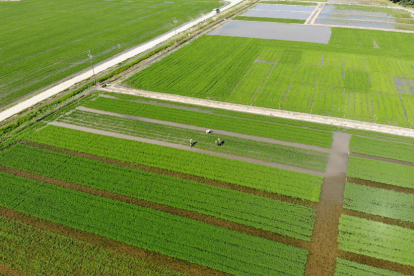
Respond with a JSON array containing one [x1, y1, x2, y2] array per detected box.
[[77, 106, 330, 153], [350, 152, 414, 167], [0, 165, 310, 249], [0, 264, 28, 276], [0, 207, 228, 276], [22, 140, 314, 207], [49, 121, 325, 176], [305, 132, 351, 275], [101, 86, 414, 138]]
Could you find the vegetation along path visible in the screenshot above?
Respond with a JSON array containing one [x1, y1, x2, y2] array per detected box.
[[104, 86, 414, 138]]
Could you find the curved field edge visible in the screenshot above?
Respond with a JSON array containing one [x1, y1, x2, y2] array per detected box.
[[0, 143, 317, 241], [0, 171, 309, 276], [22, 125, 323, 202]]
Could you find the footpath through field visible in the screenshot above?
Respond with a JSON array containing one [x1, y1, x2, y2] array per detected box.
[[102, 86, 414, 138], [0, 0, 243, 123]]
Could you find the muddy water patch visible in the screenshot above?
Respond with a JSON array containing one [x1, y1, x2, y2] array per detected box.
[[209, 21, 332, 44], [394, 78, 414, 95]]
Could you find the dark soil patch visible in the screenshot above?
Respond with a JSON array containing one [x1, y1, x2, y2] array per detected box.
[[0, 206, 229, 276], [0, 263, 29, 276], [347, 177, 414, 195], [350, 152, 414, 167], [343, 209, 414, 231], [20, 140, 315, 208], [339, 251, 414, 275]]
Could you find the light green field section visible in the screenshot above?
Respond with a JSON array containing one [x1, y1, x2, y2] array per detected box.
[[0, 0, 218, 109], [126, 28, 414, 127], [344, 183, 414, 223], [335, 258, 408, 276], [0, 216, 186, 276], [338, 215, 414, 266]]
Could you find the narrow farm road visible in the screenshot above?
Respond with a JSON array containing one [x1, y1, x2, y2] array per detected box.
[[48, 121, 325, 176], [103, 86, 414, 138], [0, 0, 243, 123], [305, 132, 351, 275]]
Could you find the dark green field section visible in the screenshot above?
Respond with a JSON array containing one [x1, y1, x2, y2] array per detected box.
[[338, 215, 414, 266], [125, 29, 414, 127], [344, 183, 414, 223], [335, 258, 407, 276], [83, 97, 334, 148], [24, 125, 324, 201], [0, 171, 309, 275], [0, 0, 218, 109], [233, 16, 305, 24], [0, 144, 317, 241], [58, 109, 329, 171], [350, 136, 414, 163], [0, 216, 185, 276], [347, 156, 414, 189]]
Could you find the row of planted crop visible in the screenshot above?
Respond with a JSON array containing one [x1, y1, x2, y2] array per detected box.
[[82, 96, 334, 148], [58, 109, 329, 172], [24, 125, 324, 202], [0, 143, 316, 241], [0, 171, 309, 276]]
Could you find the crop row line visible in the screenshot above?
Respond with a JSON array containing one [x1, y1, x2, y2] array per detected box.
[[0, 164, 311, 251], [20, 140, 315, 208], [347, 177, 414, 195], [350, 152, 414, 167]]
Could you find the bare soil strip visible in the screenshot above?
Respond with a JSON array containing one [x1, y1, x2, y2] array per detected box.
[[49, 121, 324, 176], [347, 177, 414, 195], [305, 132, 351, 276], [0, 207, 228, 276], [350, 152, 414, 167], [0, 164, 311, 251], [21, 140, 314, 207], [77, 106, 331, 153], [343, 209, 414, 231], [339, 251, 414, 275], [0, 263, 28, 276]]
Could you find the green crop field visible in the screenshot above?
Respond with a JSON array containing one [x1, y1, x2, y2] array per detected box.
[[344, 183, 414, 223], [0, 0, 219, 109], [347, 156, 414, 189], [0, 144, 317, 240], [350, 135, 414, 163], [0, 216, 186, 276], [0, 171, 309, 275], [57, 109, 329, 171], [338, 215, 414, 266], [233, 16, 306, 24], [126, 28, 414, 127], [24, 125, 324, 201], [335, 258, 406, 276]]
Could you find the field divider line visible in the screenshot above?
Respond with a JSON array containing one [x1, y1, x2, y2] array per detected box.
[[349, 152, 414, 167], [77, 106, 330, 153], [20, 140, 315, 207], [305, 3, 322, 25], [342, 208, 414, 231], [312, 22, 414, 33], [309, 3, 325, 25], [347, 177, 414, 195], [0, 206, 229, 276], [0, 165, 312, 251], [339, 250, 414, 276], [48, 121, 325, 177], [102, 86, 414, 138]]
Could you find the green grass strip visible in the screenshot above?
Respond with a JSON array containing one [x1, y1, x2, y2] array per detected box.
[[335, 258, 407, 276], [344, 183, 414, 223], [347, 156, 414, 190], [233, 16, 306, 24], [338, 215, 414, 266], [83, 97, 333, 148], [24, 125, 323, 202], [350, 135, 414, 163], [260, 1, 318, 5], [0, 216, 186, 276], [58, 110, 328, 172], [346, 129, 414, 145], [0, 171, 309, 275], [0, 144, 317, 240]]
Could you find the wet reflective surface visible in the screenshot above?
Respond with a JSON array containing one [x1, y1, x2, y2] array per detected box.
[[243, 10, 311, 19], [318, 13, 396, 23], [209, 21, 332, 44], [315, 18, 397, 29]]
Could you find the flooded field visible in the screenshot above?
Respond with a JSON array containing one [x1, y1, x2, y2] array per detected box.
[[316, 18, 397, 29], [318, 13, 397, 23], [209, 21, 332, 44]]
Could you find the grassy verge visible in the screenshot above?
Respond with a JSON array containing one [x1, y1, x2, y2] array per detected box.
[[233, 16, 306, 24], [260, 1, 318, 5]]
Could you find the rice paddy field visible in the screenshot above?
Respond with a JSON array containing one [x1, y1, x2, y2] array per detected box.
[[0, 0, 219, 110], [2, 0, 414, 275]]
